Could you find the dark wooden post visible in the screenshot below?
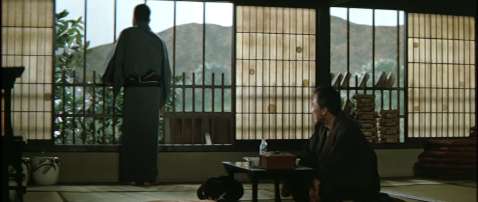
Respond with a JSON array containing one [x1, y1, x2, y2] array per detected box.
[[2, 67, 26, 202]]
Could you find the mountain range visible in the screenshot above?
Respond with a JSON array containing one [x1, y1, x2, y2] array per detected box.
[[86, 16, 403, 80]]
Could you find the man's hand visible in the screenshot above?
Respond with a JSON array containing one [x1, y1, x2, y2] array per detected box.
[[309, 179, 321, 202], [281, 182, 290, 197], [160, 107, 165, 115]]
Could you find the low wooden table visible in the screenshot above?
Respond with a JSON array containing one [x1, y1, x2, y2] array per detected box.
[[222, 161, 315, 202]]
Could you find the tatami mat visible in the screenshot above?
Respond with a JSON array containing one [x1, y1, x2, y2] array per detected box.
[[24, 192, 63, 202], [60, 191, 199, 202], [381, 178, 443, 187], [382, 184, 477, 202], [22, 178, 477, 202], [447, 181, 477, 188], [27, 184, 278, 202], [28, 184, 200, 192]]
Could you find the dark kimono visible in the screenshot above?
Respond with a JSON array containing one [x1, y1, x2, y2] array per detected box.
[[101, 22, 172, 182], [289, 112, 381, 202]]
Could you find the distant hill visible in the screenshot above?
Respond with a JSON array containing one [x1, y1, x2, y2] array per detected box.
[[86, 23, 232, 80], [86, 17, 403, 81], [330, 16, 404, 74]]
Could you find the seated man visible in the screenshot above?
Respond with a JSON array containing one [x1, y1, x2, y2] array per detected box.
[[283, 85, 381, 202]]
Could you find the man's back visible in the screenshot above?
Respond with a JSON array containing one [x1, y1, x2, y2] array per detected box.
[[109, 4, 171, 185], [119, 22, 168, 78]]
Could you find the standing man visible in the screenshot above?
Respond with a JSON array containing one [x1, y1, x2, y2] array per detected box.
[[282, 85, 382, 202], [101, 4, 171, 186]]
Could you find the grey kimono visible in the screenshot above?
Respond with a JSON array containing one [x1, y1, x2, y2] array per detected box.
[[101, 21, 171, 182]]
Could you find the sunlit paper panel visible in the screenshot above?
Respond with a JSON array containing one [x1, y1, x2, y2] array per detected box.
[[407, 13, 475, 138], [1, 0, 54, 140], [236, 5, 316, 140]]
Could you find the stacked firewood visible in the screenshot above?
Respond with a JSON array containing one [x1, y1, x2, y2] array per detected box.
[[414, 126, 477, 180], [352, 94, 378, 143], [378, 110, 400, 143]]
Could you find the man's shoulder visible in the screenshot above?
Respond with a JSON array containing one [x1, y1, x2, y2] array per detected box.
[[120, 27, 165, 42], [121, 27, 137, 33], [118, 27, 136, 38], [151, 32, 166, 42], [145, 30, 165, 41], [335, 113, 364, 135], [336, 113, 359, 127], [121, 26, 156, 35]]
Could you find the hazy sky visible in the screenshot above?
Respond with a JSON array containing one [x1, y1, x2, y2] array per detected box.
[[331, 8, 405, 27], [56, 1, 403, 48]]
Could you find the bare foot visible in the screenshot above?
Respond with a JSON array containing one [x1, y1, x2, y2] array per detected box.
[[122, 181, 137, 186], [143, 181, 160, 186]]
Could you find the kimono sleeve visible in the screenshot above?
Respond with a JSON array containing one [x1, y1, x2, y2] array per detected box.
[[101, 31, 128, 97], [159, 41, 172, 108]]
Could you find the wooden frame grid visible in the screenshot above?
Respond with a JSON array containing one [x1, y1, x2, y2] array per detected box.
[[407, 13, 475, 138], [235, 6, 316, 140], [1, 0, 54, 140]]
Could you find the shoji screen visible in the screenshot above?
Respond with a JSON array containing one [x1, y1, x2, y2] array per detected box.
[[407, 13, 475, 138], [236, 6, 316, 140], [1, 0, 54, 140]]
